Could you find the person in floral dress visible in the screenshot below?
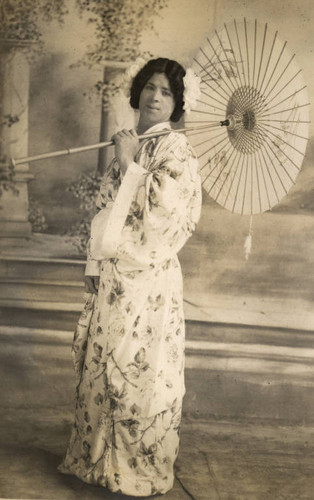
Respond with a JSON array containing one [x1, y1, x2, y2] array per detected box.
[[59, 58, 202, 497]]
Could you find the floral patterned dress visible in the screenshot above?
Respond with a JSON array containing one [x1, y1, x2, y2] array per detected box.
[[58, 122, 202, 497]]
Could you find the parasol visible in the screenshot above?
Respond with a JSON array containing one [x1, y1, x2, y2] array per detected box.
[[12, 18, 309, 219], [186, 18, 310, 215]]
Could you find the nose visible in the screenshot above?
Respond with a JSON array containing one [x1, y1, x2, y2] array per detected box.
[[152, 88, 161, 101]]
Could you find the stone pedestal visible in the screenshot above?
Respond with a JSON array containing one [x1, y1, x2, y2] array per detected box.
[[0, 40, 34, 238]]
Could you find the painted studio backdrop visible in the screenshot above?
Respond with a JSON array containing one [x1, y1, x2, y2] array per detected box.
[[2, 0, 313, 323], [1, 1, 314, 497], [0, 0, 314, 500]]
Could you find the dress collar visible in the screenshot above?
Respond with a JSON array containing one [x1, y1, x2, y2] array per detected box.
[[138, 122, 172, 136]]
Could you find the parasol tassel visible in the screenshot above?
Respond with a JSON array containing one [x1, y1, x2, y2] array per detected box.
[[244, 215, 253, 260]]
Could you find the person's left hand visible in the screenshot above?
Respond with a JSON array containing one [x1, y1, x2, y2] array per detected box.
[[85, 275, 99, 294], [112, 129, 140, 175]]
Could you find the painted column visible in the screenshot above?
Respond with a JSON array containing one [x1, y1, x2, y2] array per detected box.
[[97, 60, 133, 175], [0, 40, 34, 238]]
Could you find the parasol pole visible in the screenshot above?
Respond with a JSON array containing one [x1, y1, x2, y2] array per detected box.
[[11, 118, 234, 167]]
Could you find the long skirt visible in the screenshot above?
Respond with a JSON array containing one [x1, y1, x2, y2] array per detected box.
[[58, 398, 181, 496], [59, 258, 185, 496]]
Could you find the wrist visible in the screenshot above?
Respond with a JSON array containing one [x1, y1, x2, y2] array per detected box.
[[119, 157, 133, 175]]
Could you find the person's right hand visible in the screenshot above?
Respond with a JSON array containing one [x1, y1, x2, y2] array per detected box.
[[84, 275, 100, 294], [112, 129, 140, 175]]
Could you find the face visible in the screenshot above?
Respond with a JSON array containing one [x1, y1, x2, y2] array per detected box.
[[138, 72, 176, 130]]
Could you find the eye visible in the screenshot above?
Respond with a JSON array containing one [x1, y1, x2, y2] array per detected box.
[[145, 83, 155, 90], [162, 89, 172, 97]]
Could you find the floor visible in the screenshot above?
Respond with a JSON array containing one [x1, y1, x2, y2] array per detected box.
[[1, 407, 314, 500], [1, 321, 314, 500]]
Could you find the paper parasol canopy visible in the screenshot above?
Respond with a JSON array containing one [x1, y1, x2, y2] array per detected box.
[[186, 18, 310, 215]]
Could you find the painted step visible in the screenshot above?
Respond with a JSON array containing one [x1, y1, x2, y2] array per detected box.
[[0, 256, 85, 282], [0, 277, 84, 303], [0, 305, 80, 331]]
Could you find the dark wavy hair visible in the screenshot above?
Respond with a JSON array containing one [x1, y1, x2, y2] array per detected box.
[[130, 58, 186, 122]]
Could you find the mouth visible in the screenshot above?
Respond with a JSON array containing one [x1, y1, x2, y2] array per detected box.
[[147, 105, 159, 111]]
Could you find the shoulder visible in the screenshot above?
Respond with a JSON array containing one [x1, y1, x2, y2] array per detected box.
[[156, 130, 198, 162], [161, 130, 188, 148], [148, 131, 199, 182]]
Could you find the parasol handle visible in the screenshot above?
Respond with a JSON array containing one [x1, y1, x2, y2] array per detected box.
[[10, 119, 231, 167]]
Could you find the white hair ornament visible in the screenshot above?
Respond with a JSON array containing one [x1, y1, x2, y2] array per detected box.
[[120, 56, 149, 97]]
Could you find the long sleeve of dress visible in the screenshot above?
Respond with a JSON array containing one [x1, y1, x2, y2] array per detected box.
[[85, 240, 101, 276], [85, 162, 121, 276], [89, 131, 202, 271]]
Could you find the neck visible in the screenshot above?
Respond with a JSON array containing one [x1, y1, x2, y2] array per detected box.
[[137, 118, 150, 135], [137, 119, 170, 136]]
